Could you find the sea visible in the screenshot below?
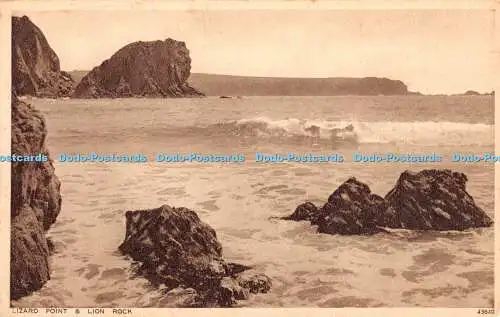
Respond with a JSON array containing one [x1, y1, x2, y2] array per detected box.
[[12, 95, 494, 308]]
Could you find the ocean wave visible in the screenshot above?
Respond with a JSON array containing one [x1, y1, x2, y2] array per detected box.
[[69, 116, 492, 147], [187, 117, 493, 146]]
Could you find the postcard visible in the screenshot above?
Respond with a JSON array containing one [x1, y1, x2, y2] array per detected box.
[[0, 1, 498, 316]]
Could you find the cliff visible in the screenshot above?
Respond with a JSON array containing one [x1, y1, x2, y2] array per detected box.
[[73, 39, 203, 98], [12, 16, 73, 97], [11, 91, 62, 300], [187, 73, 409, 96]]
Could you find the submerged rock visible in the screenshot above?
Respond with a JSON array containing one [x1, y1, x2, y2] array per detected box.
[[73, 39, 204, 98], [281, 202, 318, 222], [10, 94, 62, 299], [12, 16, 74, 97], [385, 169, 493, 230], [284, 170, 492, 235], [119, 205, 271, 307]]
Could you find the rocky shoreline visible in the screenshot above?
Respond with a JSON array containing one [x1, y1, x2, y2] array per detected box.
[[10, 91, 62, 300], [283, 169, 493, 235], [10, 15, 68, 300]]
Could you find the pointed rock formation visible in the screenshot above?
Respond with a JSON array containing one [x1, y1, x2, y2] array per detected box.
[[73, 39, 204, 98], [12, 16, 74, 97]]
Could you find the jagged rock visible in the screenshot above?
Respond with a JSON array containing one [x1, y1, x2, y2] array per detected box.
[[73, 39, 204, 98], [282, 202, 318, 222], [385, 169, 493, 230], [219, 277, 249, 306], [119, 205, 271, 307], [10, 95, 62, 299], [159, 287, 199, 307], [10, 16, 65, 294], [12, 16, 74, 97], [285, 170, 493, 236], [224, 262, 252, 275], [311, 178, 392, 235], [236, 270, 272, 294]]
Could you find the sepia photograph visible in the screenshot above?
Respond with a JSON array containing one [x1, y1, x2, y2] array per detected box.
[[5, 2, 496, 313]]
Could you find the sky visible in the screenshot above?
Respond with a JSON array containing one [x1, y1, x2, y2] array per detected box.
[[15, 9, 496, 94]]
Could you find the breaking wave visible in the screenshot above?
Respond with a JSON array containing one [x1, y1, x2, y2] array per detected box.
[[178, 117, 493, 146]]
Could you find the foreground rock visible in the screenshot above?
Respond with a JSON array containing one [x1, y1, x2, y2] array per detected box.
[[73, 39, 204, 98], [311, 178, 395, 235], [284, 169, 492, 235], [11, 92, 62, 299], [385, 170, 493, 230], [119, 205, 271, 307], [12, 16, 74, 97]]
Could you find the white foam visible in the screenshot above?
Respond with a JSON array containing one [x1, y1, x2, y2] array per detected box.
[[235, 117, 493, 146]]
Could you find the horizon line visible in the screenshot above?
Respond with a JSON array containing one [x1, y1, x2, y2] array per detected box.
[[67, 70, 494, 94]]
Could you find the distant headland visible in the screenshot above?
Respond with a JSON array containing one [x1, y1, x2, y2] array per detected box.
[[70, 71, 411, 97]]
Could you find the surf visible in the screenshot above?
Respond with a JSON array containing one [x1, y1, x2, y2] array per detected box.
[[177, 116, 493, 147]]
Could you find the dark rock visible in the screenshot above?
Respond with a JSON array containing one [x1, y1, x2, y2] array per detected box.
[[119, 205, 271, 307], [12, 16, 74, 97], [219, 277, 249, 306], [73, 39, 204, 98], [10, 96, 62, 299], [311, 178, 392, 235], [282, 202, 318, 222], [385, 169, 493, 230], [46, 237, 55, 255], [224, 262, 252, 275], [159, 287, 199, 307], [287, 169, 493, 237], [236, 270, 272, 294]]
